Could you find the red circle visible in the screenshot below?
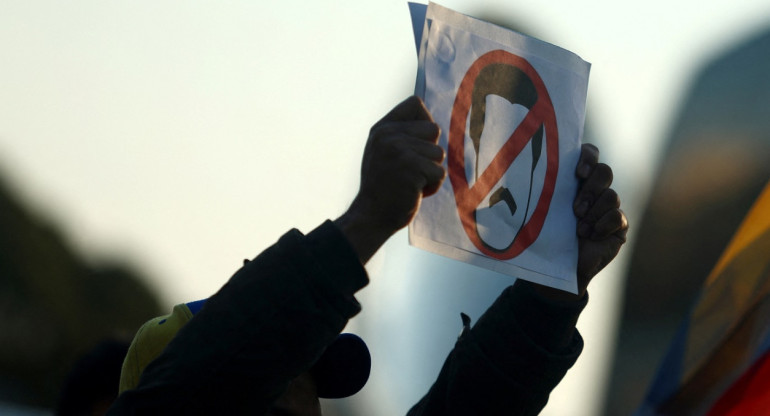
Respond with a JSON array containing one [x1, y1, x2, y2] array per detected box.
[[447, 49, 559, 260]]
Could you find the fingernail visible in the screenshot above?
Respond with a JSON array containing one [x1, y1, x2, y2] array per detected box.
[[578, 222, 592, 238]]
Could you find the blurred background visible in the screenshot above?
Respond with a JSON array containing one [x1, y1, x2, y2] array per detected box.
[[1, 1, 769, 415]]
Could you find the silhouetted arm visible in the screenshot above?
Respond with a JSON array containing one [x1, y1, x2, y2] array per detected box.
[[409, 144, 628, 415]]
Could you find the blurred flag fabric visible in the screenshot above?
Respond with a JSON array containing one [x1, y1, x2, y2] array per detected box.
[[637, 180, 770, 415]]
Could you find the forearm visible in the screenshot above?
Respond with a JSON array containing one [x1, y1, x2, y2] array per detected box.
[[334, 209, 394, 265], [510, 280, 588, 351], [408, 281, 586, 416], [109, 220, 369, 415]]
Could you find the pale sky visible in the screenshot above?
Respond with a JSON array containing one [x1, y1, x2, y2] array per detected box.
[[2, 1, 769, 414]]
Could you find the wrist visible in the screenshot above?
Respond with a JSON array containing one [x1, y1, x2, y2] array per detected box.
[[333, 209, 393, 265]]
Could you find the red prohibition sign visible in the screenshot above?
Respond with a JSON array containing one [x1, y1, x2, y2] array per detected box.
[[448, 49, 559, 260]]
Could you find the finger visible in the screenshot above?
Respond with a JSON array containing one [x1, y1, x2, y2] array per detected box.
[[615, 209, 629, 240], [576, 143, 600, 179], [395, 147, 446, 191], [573, 163, 613, 217], [374, 120, 440, 143], [584, 208, 628, 241], [376, 96, 434, 125], [419, 160, 446, 196], [579, 187, 620, 222], [406, 139, 445, 162]]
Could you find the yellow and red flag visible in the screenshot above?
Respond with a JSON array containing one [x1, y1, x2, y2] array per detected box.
[[639, 180, 770, 415]]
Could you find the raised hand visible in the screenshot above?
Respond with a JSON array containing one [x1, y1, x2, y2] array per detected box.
[[573, 143, 628, 296], [532, 143, 628, 301], [336, 96, 445, 264]]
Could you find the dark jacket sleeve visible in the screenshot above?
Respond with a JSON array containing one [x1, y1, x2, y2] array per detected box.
[[108, 220, 368, 415], [407, 281, 587, 416]]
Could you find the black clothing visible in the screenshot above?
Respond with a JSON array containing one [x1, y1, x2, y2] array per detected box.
[[109, 220, 585, 415], [408, 281, 586, 416]]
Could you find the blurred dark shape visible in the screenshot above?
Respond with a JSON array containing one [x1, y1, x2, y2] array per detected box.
[[603, 26, 770, 415], [0, 173, 163, 409], [56, 339, 130, 416]]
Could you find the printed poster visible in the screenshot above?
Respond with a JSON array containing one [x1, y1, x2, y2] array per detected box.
[[408, 2, 591, 293]]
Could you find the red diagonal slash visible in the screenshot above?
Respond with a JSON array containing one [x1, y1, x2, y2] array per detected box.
[[448, 49, 559, 260]]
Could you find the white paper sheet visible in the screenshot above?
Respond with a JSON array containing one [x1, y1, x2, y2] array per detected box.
[[408, 2, 591, 293]]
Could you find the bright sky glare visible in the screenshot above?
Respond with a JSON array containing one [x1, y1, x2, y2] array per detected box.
[[2, 1, 769, 414]]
